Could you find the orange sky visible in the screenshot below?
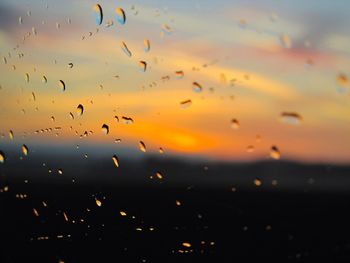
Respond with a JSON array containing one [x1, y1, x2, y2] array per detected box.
[[0, 0, 350, 163]]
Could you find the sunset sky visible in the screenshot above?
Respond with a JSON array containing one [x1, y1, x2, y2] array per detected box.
[[0, 0, 350, 163]]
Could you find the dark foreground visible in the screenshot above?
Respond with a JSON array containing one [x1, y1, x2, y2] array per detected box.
[[1, 182, 350, 262], [1, 156, 350, 262]]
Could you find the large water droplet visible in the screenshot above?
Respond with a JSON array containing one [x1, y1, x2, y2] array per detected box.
[[22, 144, 29, 156], [59, 80, 66, 91], [270, 145, 281, 160], [192, 82, 202, 93], [0, 151, 5, 163], [280, 112, 302, 125], [112, 155, 119, 167], [93, 4, 103, 25], [139, 141, 146, 152], [115, 8, 126, 25], [180, 99, 192, 108], [101, 124, 109, 135], [76, 104, 84, 116], [139, 61, 147, 72], [144, 39, 150, 52]]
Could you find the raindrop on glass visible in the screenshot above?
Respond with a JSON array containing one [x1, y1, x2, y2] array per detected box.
[[93, 4, 103, 25], [115, 8, 126, 25], [101, 124, 109, 135]]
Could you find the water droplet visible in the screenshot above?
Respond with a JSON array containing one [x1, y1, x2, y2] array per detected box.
[[120, 211, 127, 216], [280, 34, 292, 49], [58, 169, 63, 175], [69, 112, 74, 120], [115, 8, 126, 25], [68, 63, 73, 68], [114, 116, 119, 123], [270, 145, 280, 160], [139, 141, 146, 152], [231, 119, 240, 129], [246, 145, 255, 153], [9, 130, 14, 140], [93, 4, 103, 25], [144, 39, 150, 52], [159, 147, 164, 154], [161, 24, 172, 34], [33, 208, 39, 217], [22, 144, 29, 156], [50, 116, 55, 122], [0, 151, 5, 163], [337, 73, 348, 87], [42, 75, 47, 83], [175, 71, 184, 79], [19, 16, 22, 25], [95, 198, 102, 207], [180, 99, 192, 108], [254, 178, 262, 186], [112, 155, 119, 167], [101, 124, 109, 135], [121, 41, 132, 57], [139, 61, 147, 72], [192, 82, 202, 93], [24, 73, 29, 83], [182, 242, 191, 248], [176, 200, 181, 206], [280, 112, 302, 125], [59, 80, 66, 91], [122, 116, 134, 124], [155, 171, 163, 179], [76, 104, 84, 116]]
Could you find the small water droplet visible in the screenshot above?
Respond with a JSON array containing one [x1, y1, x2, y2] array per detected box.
[[280, 33, 292, 48], [22, 144, 29, 156], [76, 104, 84, 116], [68, 63, 73, 68], [19, 16, 22, 25], [93, 4, 103, 25], [58, 169, 63, 175], [59, 80, 66, 91], [161, 24, 172, 34], [175, 71, 184, 79], [180, 99, 192, 108], [50, 116, 55, 122], [69, 112, 74, 120], [337, 73, 348, 87], [280, 112, 302, 125], [144, 39, 150, 52], [254, 178, 262, 186], [159, 147, 164, 154], [115, 8, 126, 25], [192, 82, 202, 92], [0, 151, 5, 163], [139, 61, 147, 72], [182, 242, 191, 248], [231, 119, 240, 129], [42, 75, 47, 83], [95, 198, 102, 207], [112, 155, 119, 167], [33, 208, 39, 217], [139, 141, 146, 152], [246, 145, 255, 153], [122, 116, 134, 124], [24, 73, 29, 83], [121, 41, 132, 57], [120, 211, 127, 216], [101, 124, 109, 135], [270, 145, 280, 160], [9, 130, 14, 140], [155, 171, 163, 179]]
